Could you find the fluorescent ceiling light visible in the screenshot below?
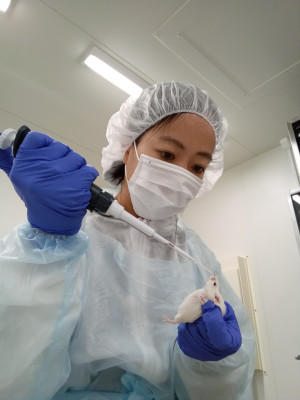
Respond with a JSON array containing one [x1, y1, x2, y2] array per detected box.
[[0, 0, 11, 13], [84, 47, 149, 97]]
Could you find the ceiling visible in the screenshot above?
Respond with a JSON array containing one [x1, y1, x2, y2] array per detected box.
[[0, 0, 299, 187]]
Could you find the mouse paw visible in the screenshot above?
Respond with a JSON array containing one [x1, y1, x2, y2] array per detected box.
[[163, 315, 175, 324], [200, 295, 208, 305]]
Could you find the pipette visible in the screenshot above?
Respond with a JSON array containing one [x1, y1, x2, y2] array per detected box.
[[87, 186, 212, 271], [1, 126, 210, 271]]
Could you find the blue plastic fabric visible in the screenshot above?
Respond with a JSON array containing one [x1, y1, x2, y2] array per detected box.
[[0, 213, 256, 400], [0, 133, 13, 175], [9, 131, 99, 235], [177, 300, 242, 361]]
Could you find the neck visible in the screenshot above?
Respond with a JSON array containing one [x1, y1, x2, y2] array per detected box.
[[115, 180, 139, 218]]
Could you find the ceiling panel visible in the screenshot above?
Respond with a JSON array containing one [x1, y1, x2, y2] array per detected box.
[[155, 0, 300, 108]]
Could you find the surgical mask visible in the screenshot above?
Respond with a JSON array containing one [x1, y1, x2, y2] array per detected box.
[[125, 142, 204, 220]]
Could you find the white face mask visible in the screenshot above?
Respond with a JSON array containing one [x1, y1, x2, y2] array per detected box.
[[125, 142, 204, 220]]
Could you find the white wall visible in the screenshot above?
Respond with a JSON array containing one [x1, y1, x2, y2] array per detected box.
[[183, 146, 300, 400]]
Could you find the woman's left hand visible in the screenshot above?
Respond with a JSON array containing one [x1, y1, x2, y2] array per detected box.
[[177, 301, 242, 361]]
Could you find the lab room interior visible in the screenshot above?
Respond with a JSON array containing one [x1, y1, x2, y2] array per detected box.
[[0, 1, 299, 400]]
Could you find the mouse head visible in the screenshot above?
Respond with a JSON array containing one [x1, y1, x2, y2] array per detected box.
[[204, 274, 220, 300]]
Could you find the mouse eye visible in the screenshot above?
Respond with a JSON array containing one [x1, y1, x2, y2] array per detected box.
[[214, 282, 216, 286]]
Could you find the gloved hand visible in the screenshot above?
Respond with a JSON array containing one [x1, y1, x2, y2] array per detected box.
[[9, 131, 99, 235], [0, 132, 13, 175], [177, 300, 242, 361]]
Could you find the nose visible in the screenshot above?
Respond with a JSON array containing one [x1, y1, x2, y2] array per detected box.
[[174, 159, 189, 171]]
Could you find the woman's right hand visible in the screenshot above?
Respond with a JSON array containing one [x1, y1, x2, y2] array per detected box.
[[9, 131, 99, 235]]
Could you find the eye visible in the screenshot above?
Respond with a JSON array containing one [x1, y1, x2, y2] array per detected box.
[[192, 164, 205, 174], [161, 151, 174, 161]]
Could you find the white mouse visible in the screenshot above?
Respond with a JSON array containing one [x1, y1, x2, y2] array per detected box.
[[163, 274, 226, 324]]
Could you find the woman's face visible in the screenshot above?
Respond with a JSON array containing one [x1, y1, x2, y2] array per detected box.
[[124, 113, 216, 181]]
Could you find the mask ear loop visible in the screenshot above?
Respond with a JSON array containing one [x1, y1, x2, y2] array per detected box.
[[133, 140, 140, 161], [125, 141, 139, 183]]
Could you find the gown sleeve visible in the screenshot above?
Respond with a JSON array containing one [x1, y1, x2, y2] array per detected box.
[[0, 222, 89, 400], [173, 334, 255, 400]]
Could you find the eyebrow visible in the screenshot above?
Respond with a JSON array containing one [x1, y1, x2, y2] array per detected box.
[[159, 136, 212, 161]]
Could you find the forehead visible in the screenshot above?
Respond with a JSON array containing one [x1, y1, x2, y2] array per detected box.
[[141, 113, 215, 144]]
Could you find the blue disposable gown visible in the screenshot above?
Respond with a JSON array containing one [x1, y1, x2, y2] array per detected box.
[[0, 212, 255, 400]]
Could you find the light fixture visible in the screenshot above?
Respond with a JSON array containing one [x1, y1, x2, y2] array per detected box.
[[0, 0, 11, 13], [83, 47, 149, 97]]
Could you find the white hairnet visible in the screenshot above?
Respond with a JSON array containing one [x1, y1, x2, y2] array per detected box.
[[101, 81, 228, 196]]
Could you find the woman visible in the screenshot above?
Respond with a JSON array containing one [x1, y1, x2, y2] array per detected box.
[[0, 82, 255, 399]]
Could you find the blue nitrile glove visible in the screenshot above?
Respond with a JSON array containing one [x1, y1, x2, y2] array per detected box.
[[0, 132, 13, 175], [9, 131, 99, 235], [177, 301, 242, 361]]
